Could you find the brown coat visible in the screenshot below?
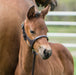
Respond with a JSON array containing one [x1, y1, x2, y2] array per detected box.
[[0, 0, 34, 74]]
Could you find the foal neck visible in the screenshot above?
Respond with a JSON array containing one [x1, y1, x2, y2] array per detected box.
[[19, 36, 34, 74]]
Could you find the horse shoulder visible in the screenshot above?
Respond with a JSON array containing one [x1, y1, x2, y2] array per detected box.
[[49, 42, 74, 75]]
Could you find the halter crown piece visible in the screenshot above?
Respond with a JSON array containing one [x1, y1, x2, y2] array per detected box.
[[21, 23, 48, 75]]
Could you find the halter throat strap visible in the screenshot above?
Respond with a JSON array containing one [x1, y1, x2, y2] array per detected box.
[[21, 23, 48, 49]]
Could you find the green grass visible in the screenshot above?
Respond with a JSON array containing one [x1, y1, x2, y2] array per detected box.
[[46, 16, 76, 21], [48, 37, 76, 43], [74, 57, 76, 75], [47, 26, 76, 33], [67, 48, 76, 52]]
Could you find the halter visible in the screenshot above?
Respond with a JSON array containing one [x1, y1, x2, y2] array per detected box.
[[21, 23, 48, 49], [21, 23, 48, 75]]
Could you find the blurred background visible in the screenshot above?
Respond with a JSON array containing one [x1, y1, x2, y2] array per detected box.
[[55, 0, 76, 11], [41, 0, 76, 75]]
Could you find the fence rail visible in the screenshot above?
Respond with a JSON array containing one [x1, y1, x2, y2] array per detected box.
[[47, 11, 76, 16], [46, 11, 76, 48], [46, 21, 76, 26], [47, 33, 76, 37], [62, 43, 76, 48]]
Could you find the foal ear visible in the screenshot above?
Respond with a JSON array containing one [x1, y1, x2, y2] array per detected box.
[[27, 6, 35, 20], [41, 5, 50, 18]]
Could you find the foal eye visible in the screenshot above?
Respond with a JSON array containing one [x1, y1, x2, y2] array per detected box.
[[30, 30, 35, 34]]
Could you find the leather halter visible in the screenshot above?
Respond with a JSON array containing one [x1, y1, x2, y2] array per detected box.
[[21, 23, 48, 49]]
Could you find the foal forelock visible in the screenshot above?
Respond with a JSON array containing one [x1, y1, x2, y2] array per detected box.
[[34, 12, 40, 18]]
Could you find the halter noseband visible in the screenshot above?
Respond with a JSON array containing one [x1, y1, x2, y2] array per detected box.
[[21, 23, 48, 49]]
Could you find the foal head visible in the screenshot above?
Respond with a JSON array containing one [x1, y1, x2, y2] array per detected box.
[[24, 5, 52, 59]]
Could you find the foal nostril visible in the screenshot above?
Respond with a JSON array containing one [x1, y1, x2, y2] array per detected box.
[[43, 49, 52, 59], [44, 49, 47, 55]]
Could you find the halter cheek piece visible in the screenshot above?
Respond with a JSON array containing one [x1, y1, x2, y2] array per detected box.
[[21, 23, 48, 75], [21, 23, 48, 49]]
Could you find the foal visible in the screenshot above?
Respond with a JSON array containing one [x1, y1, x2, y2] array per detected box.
[[15, 5, 74, 75]]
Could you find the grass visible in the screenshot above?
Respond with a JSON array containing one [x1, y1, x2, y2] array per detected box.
[[47, 26, 76, 33], [46, 16, 76, 22], [67, 48, 76, 52], [74, 57, 76, 75], [48, 37, 76, 43]]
